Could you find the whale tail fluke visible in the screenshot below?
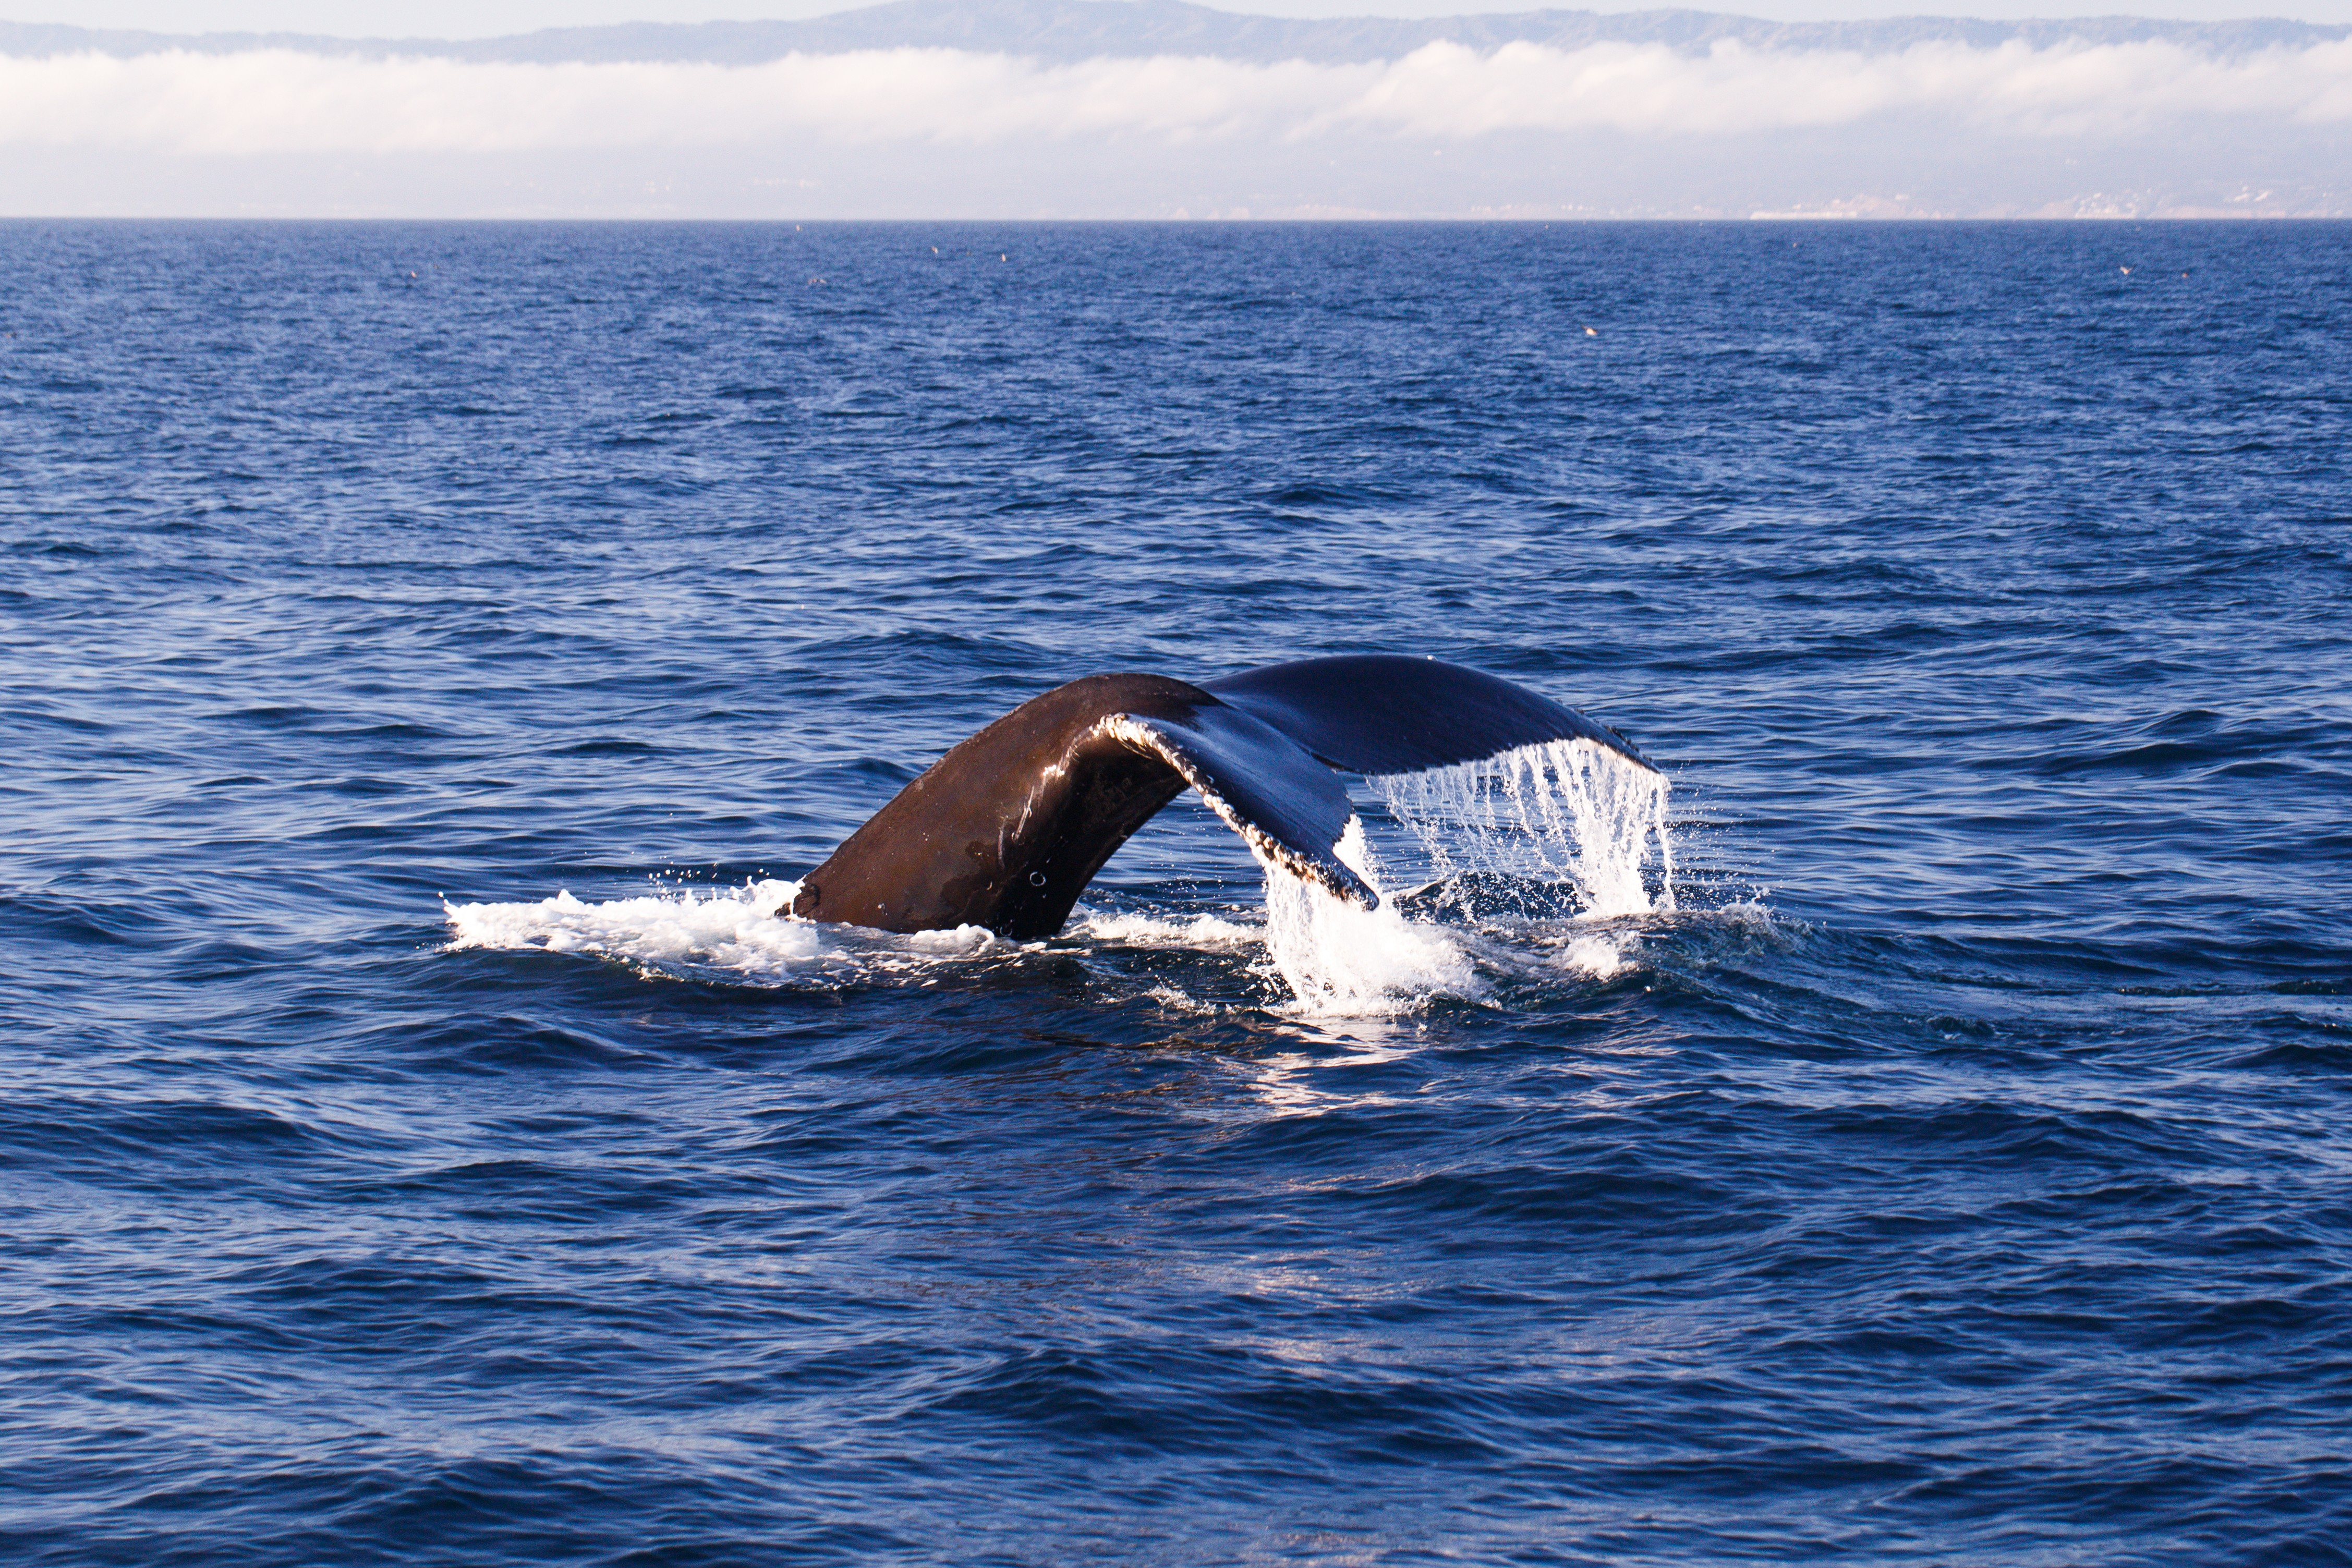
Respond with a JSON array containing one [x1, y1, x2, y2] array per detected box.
[[790, 657, 1656, 939]]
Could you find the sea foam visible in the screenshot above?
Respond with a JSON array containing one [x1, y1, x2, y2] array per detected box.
[[443, 879, 827, 976]]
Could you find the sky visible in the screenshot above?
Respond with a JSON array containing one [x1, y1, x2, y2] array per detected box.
[[4, 1, 2347, 218], [13, 1, 2352, 36]]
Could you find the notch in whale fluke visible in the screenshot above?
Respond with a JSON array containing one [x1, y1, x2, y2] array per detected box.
[[787, 656, 1657, 940]]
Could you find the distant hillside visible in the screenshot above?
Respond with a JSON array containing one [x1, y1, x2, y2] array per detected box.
[[4, 0, 2346, 64]]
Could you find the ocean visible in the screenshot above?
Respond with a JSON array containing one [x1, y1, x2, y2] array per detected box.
[[4, 219, 2348, 1564]]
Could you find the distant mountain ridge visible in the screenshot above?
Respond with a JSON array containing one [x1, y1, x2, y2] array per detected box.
[[3, 0, 2345, 64]]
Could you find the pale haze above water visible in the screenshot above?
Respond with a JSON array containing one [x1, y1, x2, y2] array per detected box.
[[2, 0, 2348, 216], [18, 2, 2352, 32]]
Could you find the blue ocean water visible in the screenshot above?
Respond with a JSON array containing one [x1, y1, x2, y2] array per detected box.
[[4, 219, 2349, 1565]]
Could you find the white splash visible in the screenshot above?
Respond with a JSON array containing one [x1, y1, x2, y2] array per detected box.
[[1558, 932, 1634, 978], [1072, 908, 1261, 946], [1376, 738, 1675, 919], [904, 924, 1003, 954], [443, 878, 831, 976], [1258, 820, 1481, 1016]]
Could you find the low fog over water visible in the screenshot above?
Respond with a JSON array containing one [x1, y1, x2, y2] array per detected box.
[[3, 0, 2348, 216]]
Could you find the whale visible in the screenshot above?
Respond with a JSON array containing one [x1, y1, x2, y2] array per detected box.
[[789, 654, 1658, 940]]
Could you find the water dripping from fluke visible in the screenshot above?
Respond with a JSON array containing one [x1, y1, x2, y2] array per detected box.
[[1254, 739, 1678, 1015], [1375, 738, 1677, 923]]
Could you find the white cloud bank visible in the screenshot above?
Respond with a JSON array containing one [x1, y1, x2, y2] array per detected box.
[[4, 37, 2351, 155]]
